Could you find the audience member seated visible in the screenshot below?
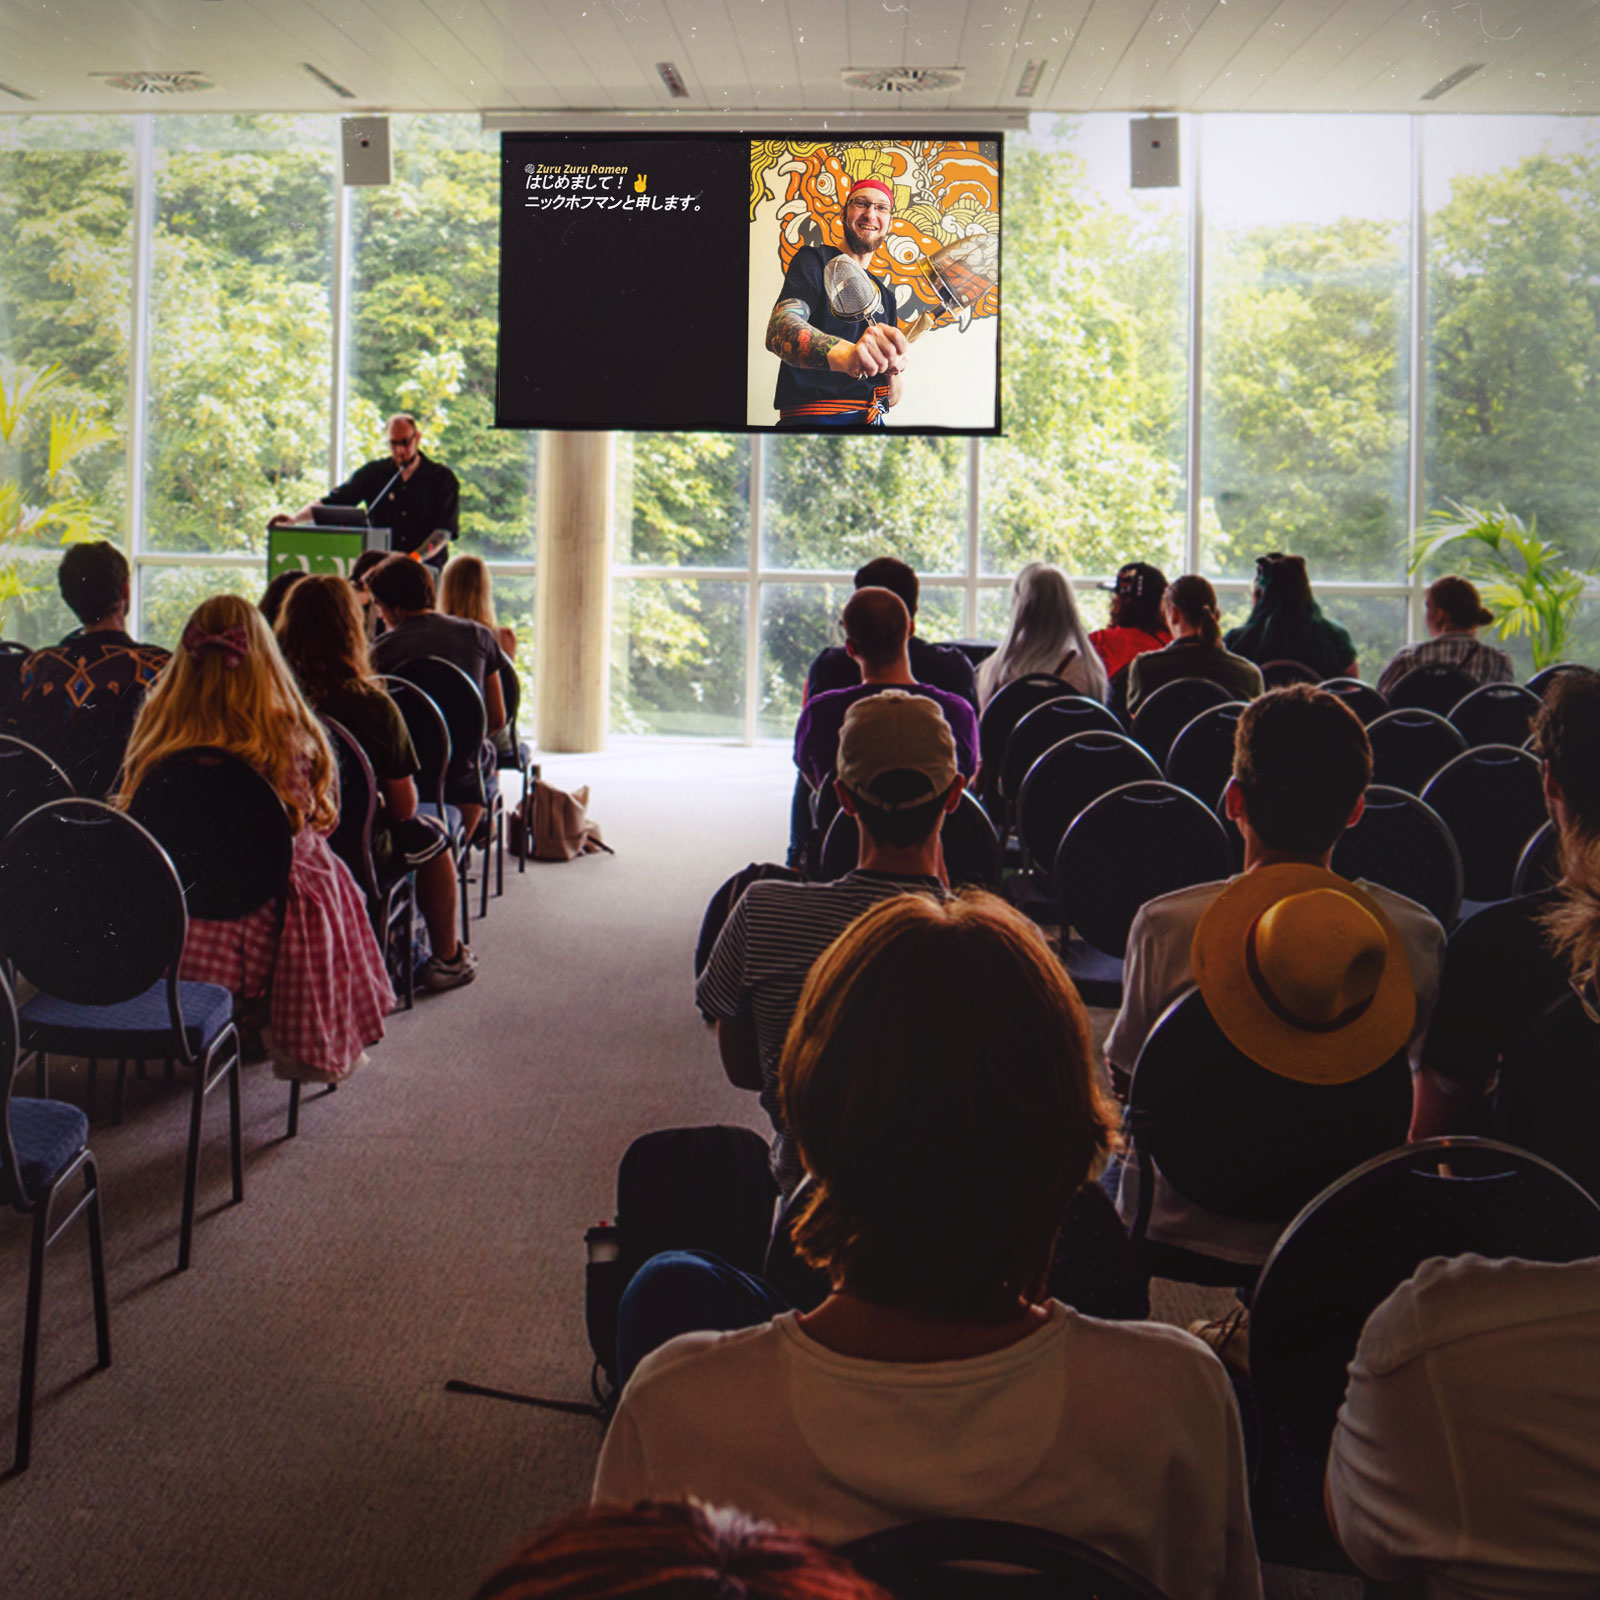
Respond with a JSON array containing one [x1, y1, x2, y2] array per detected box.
[[1224, 553, 1358, 681], [258, 568, 307, 629], [1126, 574, 1264, 717], [1105, 686, 1444, 1262], [1375, 574, 1514, 702], [9, 540, 170, 797], [348, 548, 389, 642], [474, 1501, 894, 1600], [1326, 1251, 1600, 1599], [704, 691, 960, 1193], [976, 561, 1109, 709], [119, 594, 394, 1081], [1413, 667, 1600, 1137], [439, 553, 518, 754], [603, 892, 1262, 1600], [793, 588, 978, 795], [276, 574, 476, 992], [1089, 561, 1170, 678], [366, 554, 507, 847]]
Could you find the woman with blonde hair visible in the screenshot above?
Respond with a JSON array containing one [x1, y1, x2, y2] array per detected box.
[[597, 892, 1260, 1600], [120, 593, 393, 1081], [440, 553, 518, 752], [976, 561, 1109, 708]]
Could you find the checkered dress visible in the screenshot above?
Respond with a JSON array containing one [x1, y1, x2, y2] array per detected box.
[[179, 827, 394, 1081]]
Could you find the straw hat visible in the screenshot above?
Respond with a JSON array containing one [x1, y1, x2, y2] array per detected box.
[[1190, 863, 1415, 1085]]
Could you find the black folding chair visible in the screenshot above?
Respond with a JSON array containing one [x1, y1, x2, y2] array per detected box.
[[1495, 995, 1600, 1201], [0, 966, 110, 1471], [842, 1518, 1175, 1599], [391, 656, 503, 920], [1365, 707, 1467, 796], [1015, 731, 1161, 878], [1130, 677, 1235, 769], [1512, 818, 1561, 897], [1421, 744, 1546, 909], [1163, 701, 1246, 809], [496, 659, 535, 872], [1317, 677, 1389, 724], [1054, 782, 1232, 1007], [977, 674, 1081, 811], [1127, 987, 1413, 1287], [0, 800, 242, 1271], [1527, 662, 1587, 699], [0, 734, 74, 843], [324, 717, 416, 1016], [1259, 659, 1321, 689], [997, 696, 1121, 821], [819, 790, 1001, 891], [1448, 680, 1542, 749], [0, 639, 29, 724], [1331, 784, 1463, 928], [1386, 663, 1476, 716]]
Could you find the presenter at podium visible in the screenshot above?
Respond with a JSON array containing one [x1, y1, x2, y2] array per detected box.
[[270, 412, 458, 568]]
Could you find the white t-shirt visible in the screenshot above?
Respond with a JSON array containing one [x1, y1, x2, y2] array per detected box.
[[593, 1302, 1262, 1600], [1106, 875, 1446, 1264], [1327, 1253, 1600, 1600]]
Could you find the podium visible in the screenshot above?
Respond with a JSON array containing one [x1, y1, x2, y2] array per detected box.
[[266, 522, 390, 580]]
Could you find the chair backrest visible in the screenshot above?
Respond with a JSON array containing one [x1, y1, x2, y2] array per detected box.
[[978, 674, 1080, 801], [0, 640, 28, 722], [0, 734, 74, 844], [1016, 731, 1161, 873], [125, 747, 293, 921], [1365, 707, 1467, 795], [1130, 677, 1234, 768], [1448, 680, 1543, 750], [1331, 784, 1463, 928], [1496, 995, 1600, 1201], [322, 717, 381, 901], [1259, 658, 1322, 689], [840, 1518, 1175, 1600], [0, 966, 25, 1210], [999, 696, 1122, 806], [1129, 988, 1414, 1226], [1421, 744, 1547, 904], [820, 790, 1001, 890], [1318, 676, 1389, 724], [0, 798, 187, 1007], [1513, 818, 1561, 898], [390, 655, 486, 803], [1527, 662, 1586, 699], [497, 657, 524, 754], [1106, 660, 1133, 728], [1250, 1137, 1600, 1463], [1054, 782, 1232, 959], [1162, 701, 1246, 809], [1386, 663, 1476, 716], [378, 676, 451, 811]]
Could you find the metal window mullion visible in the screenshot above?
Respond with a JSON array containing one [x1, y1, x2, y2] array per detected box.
[[1185, 114, 1204, 576], [967, 435, 982, 636], [330, 176, 352, 485], [1406, 116, 1428, 647], [744, 434, 763, 746], [126, 114, 156, 624]]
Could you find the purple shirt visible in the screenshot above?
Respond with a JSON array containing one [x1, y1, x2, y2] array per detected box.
[[793, 683, 980, 791]]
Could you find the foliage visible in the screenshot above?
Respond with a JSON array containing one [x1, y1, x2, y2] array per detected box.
[[1411, 499, 1596, 670]]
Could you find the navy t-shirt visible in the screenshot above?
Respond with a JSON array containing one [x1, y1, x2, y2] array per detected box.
[[772, 245, 898, 412]]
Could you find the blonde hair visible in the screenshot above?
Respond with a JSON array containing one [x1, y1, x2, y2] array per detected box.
[[120, 593, 337, 834], [439, 554, 498, 632], [977, 562, 1108, 708]]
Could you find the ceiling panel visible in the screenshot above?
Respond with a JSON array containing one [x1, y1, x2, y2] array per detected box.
[[656, 0, 749, 111], [1233, 0, 1413, 109], [789, 0, 851, 108], [1120, 0, 1284, 110], [1047, 0, 1157, 108], [479, 0, 612, 109], [426, 0, 565, 109], [956, 0, 1037, 107]]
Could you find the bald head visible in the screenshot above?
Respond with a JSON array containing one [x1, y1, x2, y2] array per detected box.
[[843, 587, 912, 672]]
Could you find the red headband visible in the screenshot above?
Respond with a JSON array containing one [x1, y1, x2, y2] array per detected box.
[[847, 177, 893, 207]]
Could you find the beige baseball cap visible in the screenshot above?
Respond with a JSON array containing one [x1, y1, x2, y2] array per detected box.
[[836, 690, 959, 809]]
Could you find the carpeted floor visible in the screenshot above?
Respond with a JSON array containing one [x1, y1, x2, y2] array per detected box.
[[0, 740, 1353, 1600]]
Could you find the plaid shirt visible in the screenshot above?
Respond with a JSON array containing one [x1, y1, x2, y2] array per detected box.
[[1375, 633, 1514, 701]]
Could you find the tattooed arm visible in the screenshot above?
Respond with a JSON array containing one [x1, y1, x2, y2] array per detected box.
[[766, 297, 844, 369]]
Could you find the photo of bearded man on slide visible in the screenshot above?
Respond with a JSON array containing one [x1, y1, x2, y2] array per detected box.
[[765, 175, 909, 428]]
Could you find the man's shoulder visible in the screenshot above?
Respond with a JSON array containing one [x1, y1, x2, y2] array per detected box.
[[417, 452, 459, 488], [1131, 878, 1229, 941]]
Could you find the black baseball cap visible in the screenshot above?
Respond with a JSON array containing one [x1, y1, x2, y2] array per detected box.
[[1099, 562, 1167, 601]]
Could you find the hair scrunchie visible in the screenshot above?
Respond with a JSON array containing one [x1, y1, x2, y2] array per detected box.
[[182, 620, 250, 668]]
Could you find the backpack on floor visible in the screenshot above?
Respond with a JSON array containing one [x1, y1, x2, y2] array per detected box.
[[585, 1124, 778, 1401]]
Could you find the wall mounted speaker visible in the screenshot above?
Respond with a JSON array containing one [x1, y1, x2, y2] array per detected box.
[[342, 117, 392, 186], [1130, 116, 1179, 188]]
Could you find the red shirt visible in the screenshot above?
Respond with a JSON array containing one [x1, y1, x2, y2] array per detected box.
[[1090, 625, 1170, 679]]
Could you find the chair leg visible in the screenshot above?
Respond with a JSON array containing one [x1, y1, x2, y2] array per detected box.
[[227, 1050, 244, 1202], [495, 806, 505, 898], [458, 848, 470, 945], [32, 1049, 46, 1097], [286, 1079, 301, 1139], [84, 1155, 111, 1371], [479, 834, 490, 920], [112, 1059, 128, 1126], [15, 1188, 52, 1471], [85, 1058, 97, 1124], [179, 1060, 206, 1272]]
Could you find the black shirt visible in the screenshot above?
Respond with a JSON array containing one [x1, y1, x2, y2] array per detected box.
[[805, 636, 979, 709], [324, 452, 459, 560], [1422, 887, 1569, 1088], [772, 245, 898, 414]]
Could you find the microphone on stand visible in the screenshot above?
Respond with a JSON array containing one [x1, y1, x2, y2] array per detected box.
[[365, 466, 405, 520]]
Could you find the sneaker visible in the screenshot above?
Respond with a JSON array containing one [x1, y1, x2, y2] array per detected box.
[[1188, 1306, 1251, 1376], [419, 944, 478, 992]]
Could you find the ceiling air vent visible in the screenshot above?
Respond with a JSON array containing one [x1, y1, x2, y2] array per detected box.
[[90, 70, 216, 95], [1015, 59, 1049, 98], [303, 63, 357, 100], [840, 67, 966, 94], [1421, 63, 1484, 102], [0, 79, 36, 102], [656, 61, 689, 99]]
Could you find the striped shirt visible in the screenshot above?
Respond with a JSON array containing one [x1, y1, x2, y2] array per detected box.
[[1375, 633, 1514, 701], [695, 869, 947, 1192]]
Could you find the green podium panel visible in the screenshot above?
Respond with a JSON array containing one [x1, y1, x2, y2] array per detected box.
[[267, 525, 389, 580]]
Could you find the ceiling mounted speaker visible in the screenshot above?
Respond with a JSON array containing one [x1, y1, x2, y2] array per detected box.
[[839, 67, 966, 94], [342, 117, 392, 187], [1130, 116, 1180, 188]]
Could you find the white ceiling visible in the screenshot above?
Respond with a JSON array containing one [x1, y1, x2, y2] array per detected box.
[[0, 0, 1594, 117]]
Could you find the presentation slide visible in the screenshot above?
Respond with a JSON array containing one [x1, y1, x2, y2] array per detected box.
[[497, 133, 1001, 435]]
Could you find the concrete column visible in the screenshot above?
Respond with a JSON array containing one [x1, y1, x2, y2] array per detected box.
[[535, 431, 613, 752]]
